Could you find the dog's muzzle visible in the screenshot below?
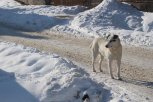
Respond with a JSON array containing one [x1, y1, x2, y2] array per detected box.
[[105, 45, 112, 48]]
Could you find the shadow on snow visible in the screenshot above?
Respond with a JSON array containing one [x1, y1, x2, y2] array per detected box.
[[121, 77, 153, 89], [0, 7, 68, 32], [0, 69, 39, 102], [0, 24, 48, 39]]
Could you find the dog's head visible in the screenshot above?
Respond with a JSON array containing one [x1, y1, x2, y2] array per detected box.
[[105, 34, 121, 48]]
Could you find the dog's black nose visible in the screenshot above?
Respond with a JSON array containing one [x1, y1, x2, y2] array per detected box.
[[105, 45, 108, 48]]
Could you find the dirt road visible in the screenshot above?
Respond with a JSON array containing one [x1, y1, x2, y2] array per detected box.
[[0, 25, 153, 100]]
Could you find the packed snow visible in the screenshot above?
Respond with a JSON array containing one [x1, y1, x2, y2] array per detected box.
[[1, 0, 153, 47]]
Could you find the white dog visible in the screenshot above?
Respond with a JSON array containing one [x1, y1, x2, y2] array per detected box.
[[90, 34, 122, 79]]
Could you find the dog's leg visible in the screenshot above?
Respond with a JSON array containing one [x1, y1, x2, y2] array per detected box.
[[92, 58, 96, 72], [108, 59, 114, 79], [92, 50, 97, 72], [117, 59, 121, 80], [99, 55, 104, 72]]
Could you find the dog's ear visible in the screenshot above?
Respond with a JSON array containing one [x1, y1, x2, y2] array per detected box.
[[113, 35, 118, 39]]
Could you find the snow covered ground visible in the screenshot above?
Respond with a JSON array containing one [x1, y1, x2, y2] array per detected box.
[[1, 0, 153, 47]]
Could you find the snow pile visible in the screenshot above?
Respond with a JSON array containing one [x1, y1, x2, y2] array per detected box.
[[70, 0, 143, 35], [0, 0, 21, 7], [0, 42, 104, 102], [142, 13, 153, 32], [68, 0, 153, 46], [49, 0, 153, 46]]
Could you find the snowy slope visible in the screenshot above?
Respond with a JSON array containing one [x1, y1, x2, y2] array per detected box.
[[0, 42, 105, 102]]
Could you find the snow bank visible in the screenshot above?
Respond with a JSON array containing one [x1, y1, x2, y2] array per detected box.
[[0, 0, 85, 31], [68, 0, 153, 47], [2, 5, 85, 16], [0, 42, 104, 102], [0, 0, 85, 16], [47, 0, 153, 47], [0, 7, 63, 31]]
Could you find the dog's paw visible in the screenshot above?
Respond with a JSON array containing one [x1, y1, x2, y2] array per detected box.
[[93, 69, 96, 72], [100, 69, 103, 72], [111, 76, 114, 79], [117, 77, 122, 80]]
